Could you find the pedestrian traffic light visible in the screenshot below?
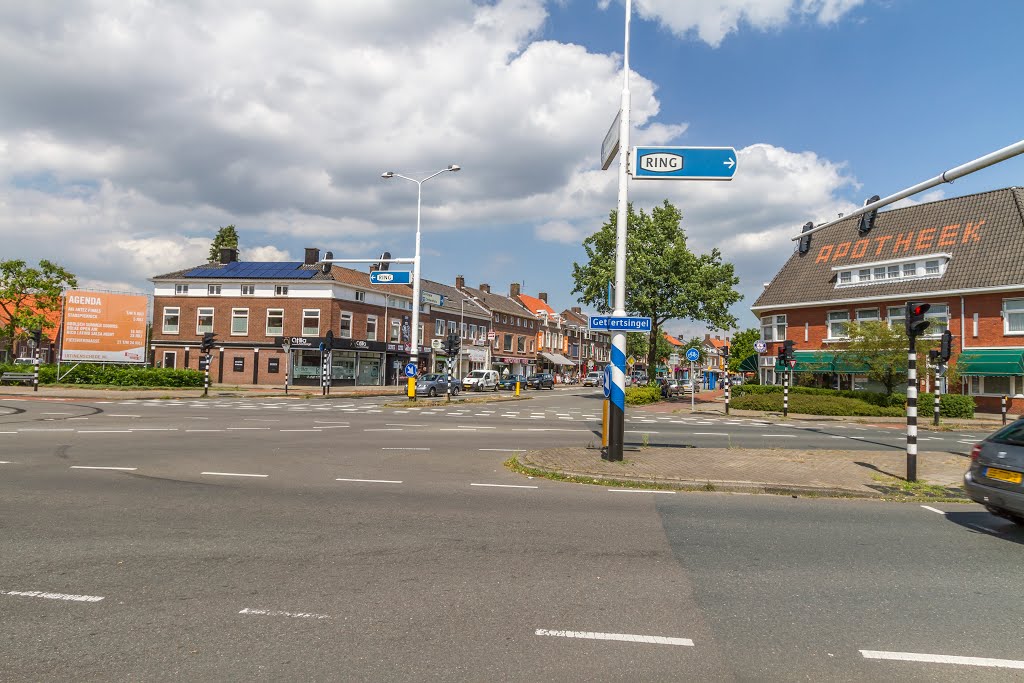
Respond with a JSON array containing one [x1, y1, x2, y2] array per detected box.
[[446, 331, 461, 357], [905, 301, 931, 337], [939, 329, 952, 363], [324, 329, 334, 351], [32, 329, 42, 346], [201, 332, 216, 353], [798, 221, 814, 255], [859, 195, 880, 235], [783, 339, 795, 362], [777, 345, 786, 367]]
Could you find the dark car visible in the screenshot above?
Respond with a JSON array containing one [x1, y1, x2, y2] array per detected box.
[[655, 377, 681, 398], [964, 419, 1024, 526], [415, 373, 459, 398], [498, 374, 528, 391], [527, 373, 554, 389]]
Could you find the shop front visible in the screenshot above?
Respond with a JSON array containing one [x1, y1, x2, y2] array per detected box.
[[492, 355, 532, 378], [276, 336, 388, 387], [383, 342, 432, 385]]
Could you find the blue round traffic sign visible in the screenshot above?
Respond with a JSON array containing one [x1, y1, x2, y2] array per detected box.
[[685, 348, 700, 362], [404, 363, 418, 378], [753, 340, 768, 353], [603, 365, 612, 398]]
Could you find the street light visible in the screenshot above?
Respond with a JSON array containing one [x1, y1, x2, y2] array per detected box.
[[381, 164, 460, 398]]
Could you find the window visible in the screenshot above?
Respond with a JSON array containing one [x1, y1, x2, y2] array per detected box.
[[837, 256, 950, 287], [858, 269, 871, 282], [340, 312, 352, 338], [448, 321, 457, 334], [856, 308, 879, 323], [873, 267, 886, 280], [760, 315, 787, 342], [390, 318, 400, 342], [208, 284, 222, 295], [231, 308, 249, 335], [241, 284, 255, 295], [887, 306, 905, 330], [175, 284, 189, 295], [530, 321, 534, 329], [925, 260, 940, 275], [196, 307, 214, 334], [461, 322, 468, 339], [529, 340, 535, 352], [366, 315, 377, 341], [469, 324, 477, 340], [275, 285, 289, 296], [355, 291, 365, 302], [502, 316, 507, 324], [435, 319, 445, 336], [302, 309, 320, 336], [503, 334, 513, 351], [266, 309, 284, 336], [1004, 299, 1024, 334], [162, 307, 180, 334], [924, 303, 948, 336], [968, 376, 1015, 397], [903, 263, 916, 276], [827, 311, 849, 339], [418, 322, 424, 343], [517, 336, 525, 352], [888, 265, 900, 279]]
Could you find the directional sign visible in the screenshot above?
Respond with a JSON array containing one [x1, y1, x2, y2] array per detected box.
[[754, 340, 768, 353], [601, 110, 621, 170], [421, 291, 445, 306], [685, 348, 701, 362], [588, 316, 652, 332], [632, 146, 737, 181], [404, 363, 418, 378], [370, 270, 412, 285], [603, 365, 612, 398]]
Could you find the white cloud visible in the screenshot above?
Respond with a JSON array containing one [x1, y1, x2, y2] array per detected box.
[[535, 220, 587, 244], [889, 189, 946, 210], [245, 245, 293, 262]]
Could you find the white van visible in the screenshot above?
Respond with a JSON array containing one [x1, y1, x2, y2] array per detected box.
[[462, 369, 499, 392]]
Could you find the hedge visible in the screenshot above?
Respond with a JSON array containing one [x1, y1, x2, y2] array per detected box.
[[919, 393, 975, 419], [625, 386, 662, 405], [730, 393, 904, 416], [0, 363, 204, 388]]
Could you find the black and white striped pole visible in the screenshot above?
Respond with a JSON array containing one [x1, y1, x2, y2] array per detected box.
[[203, 355, 210, 397], [929, 349, 941, 426], [32, 334, 40, 393], [282, 340, 291, 395], [1002, 395, 1008, 425], [905, 301, 932, 482], [723, 346, 730, 415], [446, 358, 452, 402]]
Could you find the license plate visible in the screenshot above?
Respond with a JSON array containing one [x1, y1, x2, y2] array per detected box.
[[986, 467, 1023, 484]]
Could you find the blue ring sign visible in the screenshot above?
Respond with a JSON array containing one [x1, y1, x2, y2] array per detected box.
[[404, 363, 418, 378]]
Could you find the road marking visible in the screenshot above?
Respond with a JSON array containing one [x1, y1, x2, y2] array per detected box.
[[76, 430, 132, 434], [479, 448, 522, 452], [201, 472, 268, 478], [381, 447, 431, 451], [535, 629, 693, 646], [607, 489, 675, 494], [108, 414, 140, 418], [18, 428, 74, 432], [920, 505, 946, 515], [848, 436, 866, 440], [280, 429, 321, 432], [0, 432, 17, 435], [186, 429, 224, 432], [70, 466, 137, 471], [859, 650, 1024, 669], [440, 428, 476, 431], [239, 607, 330, 620], [761, 434, 796, 438], [624, 430, 659, 434], [694, 432, 728, 436], [385, 424, 428, 427], [42, 412, 73, 415], [471, 483, 538, 489], [364, 428, 403, 432], [130, 428, 178, 431], [226, 427, 271, 430], [459, 425, 495, 429], [1, 589, 104, 603], [0, 461, 13, 464], [335, 478, 403, 484]]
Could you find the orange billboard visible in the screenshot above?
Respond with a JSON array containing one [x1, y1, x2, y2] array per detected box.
[[61, 291, 148, 363]]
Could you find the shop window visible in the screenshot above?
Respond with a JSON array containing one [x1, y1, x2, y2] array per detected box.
[[302, 309, 320, 336], [231, 308, 249, 335], [162, 307, 180, 334], [968, 376, 1015, 397], [1004, 299, 1024, 334], [196, 307, 214, 334], [266, 309, 284, 336]]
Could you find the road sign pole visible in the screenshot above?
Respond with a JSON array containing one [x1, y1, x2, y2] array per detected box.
[[606, 0, 632, 463], [906, 343, 918, 482], [446, 358, 452, 403], [933, 363, 942, 427], [33, 345, 39, 393], [690, 361, 694, 413], [203, 354, 210, 397], [724, 369, 730, 415], [783, 369, 790, 418]]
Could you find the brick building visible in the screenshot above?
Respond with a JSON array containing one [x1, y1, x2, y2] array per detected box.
[[459, 282, 540, 377], [515, 291, 575, 375], [423, 276, 491, 376], [561, 307, 611, 378], [752, 187, 1024, 414]]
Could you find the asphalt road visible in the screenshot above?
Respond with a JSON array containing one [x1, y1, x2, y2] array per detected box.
[[2, 390, 1021, 681]]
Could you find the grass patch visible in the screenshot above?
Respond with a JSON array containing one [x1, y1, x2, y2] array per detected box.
[[504, 456, 682, 491], [869, 474, 970, 502]]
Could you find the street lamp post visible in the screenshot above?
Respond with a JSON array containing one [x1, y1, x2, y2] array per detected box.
[[381, 165, 460, 400]]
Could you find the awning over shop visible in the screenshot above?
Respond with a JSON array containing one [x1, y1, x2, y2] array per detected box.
[[541, 352, 575, 366], [774, 350, 869, 374], [738, 354, 758, 373], [956, 348, 1024, 376]]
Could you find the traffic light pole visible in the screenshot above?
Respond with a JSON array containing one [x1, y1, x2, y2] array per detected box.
[[783, 368, 789, 418], [203, 354, 210, 397], [32, 342, 39, 393], [723, 349, 730, 415], [906, 344, 918, 482], [933, 360, 942, 427]]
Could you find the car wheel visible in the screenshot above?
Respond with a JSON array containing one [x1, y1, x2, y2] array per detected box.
[[428, 387, 437, 397]]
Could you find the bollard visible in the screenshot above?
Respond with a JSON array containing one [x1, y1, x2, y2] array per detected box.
[[1002, 395, 1008, 425], [515, 381, 520, 397]]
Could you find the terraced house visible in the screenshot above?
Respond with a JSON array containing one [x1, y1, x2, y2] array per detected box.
[[752, 186, 1024, 414]]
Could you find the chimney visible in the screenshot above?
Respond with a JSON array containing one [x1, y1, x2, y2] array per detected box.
[[304, 247, 320, 266], [479, 283, 490, 293], [456, 275, 465, 290], [715, 335, 721, 340], [219, 248, 237, 264], [538, 292, 548, 303], [572, 306, 581, 314], [510, 283, 521, 297]]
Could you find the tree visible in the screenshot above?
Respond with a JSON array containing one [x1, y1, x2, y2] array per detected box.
[[728, 327, 760, 372], [572, 200, 742, 380], [626, 332, 648, 361], [841, 321, 937, 395], [209, 225, 240, 262], [0, 259, 78, 358]]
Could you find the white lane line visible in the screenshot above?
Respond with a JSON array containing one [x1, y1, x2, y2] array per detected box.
[[624, 430, 659, 434], [130, 428, 179, 431], [0, 432, 17, 434], [364, 428, 403, 432], [186, 429, 224, 432], [42, 412, 73, 415], [239, 607, 330, 620], [761, 434, 796, 438], [0, 461, 13, 464], [76, 430, 132, 434], [314, 425, 348, 429], [18, 428, 74, 432], [693, 432, 729, 436], [608, 489, 676, 494], [440, 428, 476, 431], [471, 483, 539, 489], [279, 429, 321, 432], [245, 419, 280, 422], [536, 629, 693, 646], [335, 478, 403, 484], [921, 505, 946, 515], [107, 414, 140, 418], [1, 589, 104, 603], [479, 448, 523, 452], [70, 466, 137, 471], [201, 472, 268, 478], [859, 650, 1024, 669], [385, 424, 428, 427], [381, 447, 431, 451], [227, 427, 271, 430], [459, 425, 495, 429]]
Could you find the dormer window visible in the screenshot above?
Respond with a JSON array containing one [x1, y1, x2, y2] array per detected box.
[[833, 253, 950, 288]]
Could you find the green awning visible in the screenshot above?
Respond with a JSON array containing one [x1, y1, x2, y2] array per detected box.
[[956, 349, 1024, 376], [775, 350, 869, 374], [737, 354, 758, 373]]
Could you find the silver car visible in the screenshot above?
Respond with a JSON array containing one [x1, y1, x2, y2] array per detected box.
[[415, 373, 459, 398], [964, 419, 1024, 526]]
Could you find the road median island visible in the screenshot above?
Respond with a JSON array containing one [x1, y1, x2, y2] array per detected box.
[[508, 446, 971, 502]]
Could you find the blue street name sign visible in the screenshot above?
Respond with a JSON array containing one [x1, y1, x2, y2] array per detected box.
[[685, 348, 700, 362], [631, 146, 737, 181], [404, 363, 418, 378], [370, 270, 412, 285], [589, 316, 653, 332]]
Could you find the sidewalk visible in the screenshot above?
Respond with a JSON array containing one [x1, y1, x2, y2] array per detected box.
[[0, 384, 411, 400], [517, 446, 970, 499]]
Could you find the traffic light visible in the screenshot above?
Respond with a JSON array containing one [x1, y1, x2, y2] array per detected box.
[[783, 339, 795, 363], [324, 329, 334, 351], [201, 332, 216, 353], [373, 251, 392, 271], [939, 329, 953, 363], [859, 195, 880, 235], [777, 345, 787, 367], [322, 251, 333, 274], [445, 331, 461, 357], [798, 221, 814, 255], [905, 301, 931, 338], [32, 329, 42, 346]]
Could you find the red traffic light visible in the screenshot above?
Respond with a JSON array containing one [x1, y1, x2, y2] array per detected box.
[[911, 303, 930, 316]]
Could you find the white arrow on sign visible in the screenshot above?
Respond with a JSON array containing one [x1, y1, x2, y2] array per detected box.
[[724, 158, 735, 169]]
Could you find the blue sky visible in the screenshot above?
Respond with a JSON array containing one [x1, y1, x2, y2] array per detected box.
[[1, 1, 1021, 338]]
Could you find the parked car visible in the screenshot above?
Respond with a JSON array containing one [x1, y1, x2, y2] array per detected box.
[[631, 372, 648, 387], [462, 369, 499, 392], [656, 377, 681, 397], [415, 373, 458, 397], [583, 371, 602, 387], [498, 374, 528, 391], [964, 419, 1024, 526], [13, 357, 37, 365], [527, 373, 554, 389]]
